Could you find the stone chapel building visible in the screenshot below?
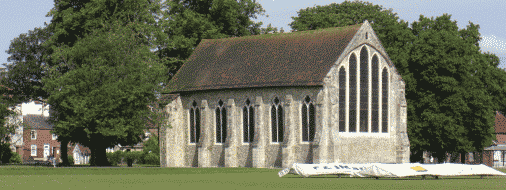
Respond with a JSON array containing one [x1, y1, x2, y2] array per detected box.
[[161, 20, 410, 168]]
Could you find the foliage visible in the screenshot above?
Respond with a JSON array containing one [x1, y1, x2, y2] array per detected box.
[[142, 135, 159, 156], [288, 0, 504, 163], [40, 0, 169, 167], [157, 0, 270, 82], [67, 155, 74, 165], [143, 152, 160, 165], [0, 95, 21, 164], [1, 25, 53, 105], [0, 143, 13, 163], [106, 150, 124, 166], [9, 152, 22, 164], [43, 17, 168, 166]]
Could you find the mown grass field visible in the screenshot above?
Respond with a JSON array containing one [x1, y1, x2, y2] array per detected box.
[[0, 165, 505, 190]]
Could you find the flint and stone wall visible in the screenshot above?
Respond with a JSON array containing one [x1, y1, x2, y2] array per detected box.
[[161, 21, 409, 168]]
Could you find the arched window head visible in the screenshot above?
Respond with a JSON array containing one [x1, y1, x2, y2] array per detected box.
[[245, 98, 251, 106], [219, 99, 224, 107], [192, 101, 197, 107], [274, 97, 280, 105]]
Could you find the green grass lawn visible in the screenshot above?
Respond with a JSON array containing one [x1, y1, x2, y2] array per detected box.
[[0, 166, 505, 190]]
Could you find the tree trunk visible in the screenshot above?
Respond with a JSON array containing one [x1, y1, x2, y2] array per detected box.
[[90, 145, 110, 166], [460, 152, 466, 164], [59, 139, 70, 166], [126, 149, 133, 167]]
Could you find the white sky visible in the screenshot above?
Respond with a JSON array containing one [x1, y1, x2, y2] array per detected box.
[[2, 0, 506, 68]]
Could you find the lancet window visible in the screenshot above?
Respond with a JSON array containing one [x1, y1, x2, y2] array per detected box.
[[216, 100, 227, 143], [371, 55, 379, 133], [189, 101, 201, 143], [301, 96, 315, 142], [271, 97, 284, 143], [359, 46, 369, 132], [243, 99, 255, 143], [339, 67, 346, 132], [349, 53, 357, 132], [382, 68, 389, 133]]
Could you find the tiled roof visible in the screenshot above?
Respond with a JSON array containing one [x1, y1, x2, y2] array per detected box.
[[166, 23, 362, 93], [495, 111, 506, 133], [23, 114, 53, 129]]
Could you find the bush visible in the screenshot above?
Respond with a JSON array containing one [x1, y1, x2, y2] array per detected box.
[[9, 152, 22, 164], [107, 150, 124, 166], [130, 151, 144, 164], [144, 153, 160, 165], [68, 155, 74, 165]]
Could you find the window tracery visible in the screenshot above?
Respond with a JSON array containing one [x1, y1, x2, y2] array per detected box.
[[190, 101, 201, 143], [302, 96, 315, 142], [243, 99, 254, 143], [271, 97, 283, 142], [216, 100, 227, 143]]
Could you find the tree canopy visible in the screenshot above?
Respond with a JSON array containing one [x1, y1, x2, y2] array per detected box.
[[156, 0, 270, 82], [43, 20, 168, 166]]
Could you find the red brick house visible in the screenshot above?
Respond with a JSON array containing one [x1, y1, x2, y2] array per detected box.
[[21, 114, 90, 164], [22, 114, 60, 163]]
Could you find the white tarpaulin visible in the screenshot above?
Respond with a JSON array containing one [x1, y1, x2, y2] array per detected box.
[[279, 163, 506, 178]]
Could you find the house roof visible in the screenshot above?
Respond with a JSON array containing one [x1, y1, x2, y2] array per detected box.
[[165, 23, 363, 94], [23, 114, 53, 130], [495, 111, 506, 133]]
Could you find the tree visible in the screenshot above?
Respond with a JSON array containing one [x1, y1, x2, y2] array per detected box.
[[288, 1, 504, 163], [0, 95, 21, 163], [1, 25, 53, 105], [39, 0, 168, 166], [157, 0, 270, 81], [43, 20, 168, 166]]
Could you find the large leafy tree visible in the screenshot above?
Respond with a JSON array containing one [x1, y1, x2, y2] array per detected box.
[[43, 20, 168, 166], [407, 14, 501, 163], [2, 0, 167, 166], [40, 0, 168, 166], [157, 0, 270, 81], [288, 1, 505, 163]]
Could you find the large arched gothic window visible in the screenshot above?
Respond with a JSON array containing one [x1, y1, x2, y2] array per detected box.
[[271, 97, 283, 142], [216, 100, 227, 143], [349, 53, 357, 132], [339, 67, 346, 132], [382, 68, 389, 133], [359, 46, 369, 132], [190, 101, 200, 143], [302, 96, 315, 142], [243, 99, 254, 143], [371, 55, 379, 133]]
